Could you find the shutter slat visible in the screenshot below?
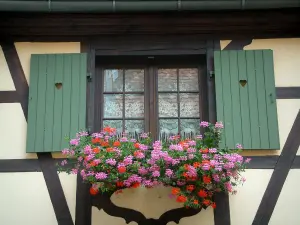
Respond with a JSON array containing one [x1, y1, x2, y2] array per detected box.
[[52, 55, 64, 151], [61, 54, 72, 150], [79, 54, 87, 131], [214, 49, 280, 150], [237, 50, 251, 148], [254, 50, 270, 149], [221, 51, 235, 148], [26, 53, 87, 153], [26, 55, 39, 153], [214, 51, 226, 148], [44, 55, 56, 152], [245, 51, 261, 149], [70, 54, 80, 139], [263, 50, 280, 149], [229, 51, 242, 148], [35, 55, 47, 152]]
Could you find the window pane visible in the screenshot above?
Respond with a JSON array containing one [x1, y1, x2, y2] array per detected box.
[[180, 119, 200, 135], [158, 69, 177, 91], [180, 93, 199, 117], [158, 93, 178, 117], [103, 120, 122, 133], [179, 68, 199, 91], [104, 69, 123, 92], [125, 120, 144, 134], [159, 119, 178, 135], [104, 94, 123, 118], [125, 94, 144, 118], [125, 69, 144, 92]]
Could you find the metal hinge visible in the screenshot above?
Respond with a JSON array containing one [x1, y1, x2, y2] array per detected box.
[[87, 72, 92, 82], [209, 71, 215, 79]]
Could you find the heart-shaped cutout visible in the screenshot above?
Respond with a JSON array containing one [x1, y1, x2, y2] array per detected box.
[[239, 80, 247, 87], [55, 83, 63, 89]]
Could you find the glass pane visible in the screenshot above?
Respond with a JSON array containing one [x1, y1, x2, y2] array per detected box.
[[103, 120, 122, 133], [159, 119, 178, 135], [125, 120, 144, 134], [179, 68, 199, 91], [158, 69, 177, 91], [180, 93, 199, 117], [158, 93, 178, 117], [125, 69, 144, 92], [180, 119, 200, 135], [104, 69, 123, 92], [104, 94, 123, 118], [125, 94, 144, 118]]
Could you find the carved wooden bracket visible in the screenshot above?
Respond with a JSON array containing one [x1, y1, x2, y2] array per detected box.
[[92, 192, 201, 225]]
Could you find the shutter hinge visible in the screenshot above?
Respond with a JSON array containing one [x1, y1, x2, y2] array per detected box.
[[209, 71, 215, 79], [87, 72, 92, 82]]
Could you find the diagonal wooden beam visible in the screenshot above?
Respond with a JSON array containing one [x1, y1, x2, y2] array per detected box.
[[1, 42, 28, 120], [252, 110, 300, 224], [38, 153, 74, 225]]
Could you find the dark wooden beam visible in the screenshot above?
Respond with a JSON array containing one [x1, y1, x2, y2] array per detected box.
[[223, 40, 253, 50], [276, 87, 300, 99], [0, 91, 19, 103], [1, 43, 29, 120], [253, 110, 300, 225], [0, 8, 299, 41], [247, 156, 279, 169]]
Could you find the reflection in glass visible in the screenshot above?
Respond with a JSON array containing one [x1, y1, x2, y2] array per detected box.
[[180, 93, 199, 117], [179, 68, 199, 91], [180, 119, 200, 135], [104, 70, 123, 92], [125, 69, 144, 92], [159, 119, 178, 135], [125, 94, 144, 118], [104, 94, 123, 118], [103, 120, 122, 133], [125, 120, 144, 134], [158, 93, 178, 117], [158, 69, 177, 91]]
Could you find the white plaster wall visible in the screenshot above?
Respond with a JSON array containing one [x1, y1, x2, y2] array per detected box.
[[0, 103, 36, 159], [0, 46, 15, 90], [0, 172, 57, 225], [270, 170, 300, 225], [229, 169, 273, 225]]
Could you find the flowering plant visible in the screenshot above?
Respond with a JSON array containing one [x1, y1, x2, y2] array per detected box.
[[59, 122, 250, 209]]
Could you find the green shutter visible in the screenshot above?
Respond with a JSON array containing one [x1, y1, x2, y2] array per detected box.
[[214, 50, 280, 150], [26, 53, 87, 153]]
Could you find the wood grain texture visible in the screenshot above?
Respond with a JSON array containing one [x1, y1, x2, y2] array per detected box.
[[0, 8, 299, 41]]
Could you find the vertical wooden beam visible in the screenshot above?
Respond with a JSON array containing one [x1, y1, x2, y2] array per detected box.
[[74, 42, 93, 225], [209, 39, 232, 225]]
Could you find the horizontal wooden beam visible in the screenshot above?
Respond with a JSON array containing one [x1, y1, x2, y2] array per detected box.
[[0, 8, 299, 41], [1, 155, 299, 172], [0, 91, 19, 103], [276, 87, 300, 99]]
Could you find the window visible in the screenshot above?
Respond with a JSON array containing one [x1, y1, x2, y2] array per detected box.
[[95, 55, 207, 139]]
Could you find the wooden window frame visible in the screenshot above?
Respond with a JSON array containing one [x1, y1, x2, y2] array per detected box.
[[94, 55, 208, 139]]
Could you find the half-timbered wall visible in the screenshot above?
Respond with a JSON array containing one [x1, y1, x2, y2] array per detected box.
[[0, 38, 300, 225]]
